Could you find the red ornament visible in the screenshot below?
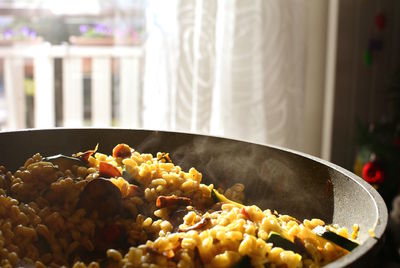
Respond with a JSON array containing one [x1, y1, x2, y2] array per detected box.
[[362, 160, 385, 184], [375, 12, 386, 31]]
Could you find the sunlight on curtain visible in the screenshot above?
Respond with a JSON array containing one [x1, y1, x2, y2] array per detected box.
[[143, 0, 306, 149]]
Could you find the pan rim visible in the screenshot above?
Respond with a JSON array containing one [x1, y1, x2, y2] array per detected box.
[[0, 127, 388, 267]]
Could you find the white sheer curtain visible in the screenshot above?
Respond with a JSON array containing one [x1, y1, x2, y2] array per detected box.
[[143, 0, 306, 149]]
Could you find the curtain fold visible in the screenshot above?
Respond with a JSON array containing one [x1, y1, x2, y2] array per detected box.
[[144, 0, 306, 149]]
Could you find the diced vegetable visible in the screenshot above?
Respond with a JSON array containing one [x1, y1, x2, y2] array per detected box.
[[73, 144, 99, 163], [127, 184, 141, 197], [211, 189, 244, 208], [121, 170, 142, 186], [232, 255, 251, 268], [240, 207, 251, 219], [313, 226, 358, 251], [293, 236, 311, 258], [267, 231, 302, 253], [99, 161, 122, 178], [156, 195, 192, 208], [157, 152, 172, 163], [45, 154, 84, 171], [112, 144, 132, 159], [169, 208, 190, 231], [179, 217, 210, 232], [78, 178, 122, 219]]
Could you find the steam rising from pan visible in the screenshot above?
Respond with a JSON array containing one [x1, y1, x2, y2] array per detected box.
[[169, 136, 333, 221], [0, 128, 387, 268]]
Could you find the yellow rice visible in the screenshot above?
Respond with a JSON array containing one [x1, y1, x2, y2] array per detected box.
[[0, 144, 358, 267]]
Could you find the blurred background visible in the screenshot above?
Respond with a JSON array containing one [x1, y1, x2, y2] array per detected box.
[[0, 0, 400, 211], [0, 0, 400, 263]]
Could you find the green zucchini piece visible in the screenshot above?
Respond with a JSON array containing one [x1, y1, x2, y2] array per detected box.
[[122, 170, 142, 186], [45, 154, 84, 171], [312, 226, 358, 251], [211, 188, 244, 208], [232, 255, 251, 268], [267, 231, 302, 253]]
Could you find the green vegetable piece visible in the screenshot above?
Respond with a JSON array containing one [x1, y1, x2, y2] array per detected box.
[[45, 154, 84, 171], [267, 231, 302, 253], [232, 255, 251, 268], [121, 170, 142, 186], [211, 188, 244, 208], [313, 226, 358, 251]]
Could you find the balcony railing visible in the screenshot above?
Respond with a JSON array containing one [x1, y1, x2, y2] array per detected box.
[[0, 43, 143, 129]]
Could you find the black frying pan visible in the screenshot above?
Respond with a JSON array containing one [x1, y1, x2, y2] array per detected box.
[[0, 128, 388, 267]]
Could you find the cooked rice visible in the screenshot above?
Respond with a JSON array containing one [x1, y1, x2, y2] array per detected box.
[[0, 144, 358, 267]]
